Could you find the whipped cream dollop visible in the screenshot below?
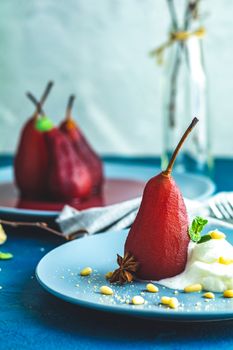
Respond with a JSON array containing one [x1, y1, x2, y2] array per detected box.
[[158, 231, 233, 292]]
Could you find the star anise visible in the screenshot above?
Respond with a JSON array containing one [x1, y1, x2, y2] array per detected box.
[[109, 252, 139, 284]]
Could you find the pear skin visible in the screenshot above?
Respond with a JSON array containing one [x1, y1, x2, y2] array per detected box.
[[124, 118, 199, 281], [14, 116, 49, 199], [60, 95, 104, 193], [45, 128, 92, 201]]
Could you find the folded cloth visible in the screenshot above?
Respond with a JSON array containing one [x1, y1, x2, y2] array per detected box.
[[56, 197, 141, 239], [56, 193, 216, 239]]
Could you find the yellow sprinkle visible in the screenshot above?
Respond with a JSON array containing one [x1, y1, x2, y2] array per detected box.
[[223, 290, 233, 298], [203, 292, 215, 299], [80, 267, 92, 276], [100, 286, 114, 295], [131, 295, 145, 305], [160, 296, 171, 305], [0, 224, 7, 245], [169, 297, 179, 309], [218, 256, 233, 265], [146, 283, 159, 293], [184, 284, 202, 293], [209, 230, 226, 240], [105, 271, 113, 279]]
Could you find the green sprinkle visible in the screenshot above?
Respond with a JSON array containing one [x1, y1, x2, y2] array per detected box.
[[0, 252, 13, 260], [188, 216, 208, 243], [35, 116, 54, 132]]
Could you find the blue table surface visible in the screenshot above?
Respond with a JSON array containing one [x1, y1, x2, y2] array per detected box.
[[1, 155, 233, 350]]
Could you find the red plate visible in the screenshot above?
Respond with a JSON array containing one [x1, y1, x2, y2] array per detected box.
[[0, 179, 145, 212]]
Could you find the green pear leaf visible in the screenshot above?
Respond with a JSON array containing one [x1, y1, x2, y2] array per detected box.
[[198, 234, 212, 244], [188, 216, 208, 243]]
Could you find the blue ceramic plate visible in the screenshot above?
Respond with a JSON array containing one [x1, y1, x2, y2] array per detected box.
[[0, 162, 215, 220], [36, 219, 233, 321]]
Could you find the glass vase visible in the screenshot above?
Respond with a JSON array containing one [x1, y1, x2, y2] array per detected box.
[[161, 28, 213, 177]]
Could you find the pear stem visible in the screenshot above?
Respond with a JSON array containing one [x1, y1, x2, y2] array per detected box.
[[65, 95, 76, 120], [163, 117, 199, 176], [26, 80, 54, 119], [40, 80, 54, 106], [0, 219, 83, 241], [0, 219, 65, 238], [26, 93, 45, 116]]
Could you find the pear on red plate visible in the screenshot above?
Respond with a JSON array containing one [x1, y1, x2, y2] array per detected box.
[[125, 118, 199, 281], [60, 95, 104, 194], [14, 82, 54, 199]]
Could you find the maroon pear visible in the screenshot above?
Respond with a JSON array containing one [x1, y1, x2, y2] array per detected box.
[[14, 82, 53, 199], [45, 128, 92, 201], [60, 95, 104, 194], [125, 118, 199, 281]]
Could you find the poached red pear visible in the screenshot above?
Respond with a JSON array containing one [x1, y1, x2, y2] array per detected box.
[[124, 118, 199, 281], [14, 81, 53, 199], [45, 128, 92, 201], [60, 95, 104, 194]]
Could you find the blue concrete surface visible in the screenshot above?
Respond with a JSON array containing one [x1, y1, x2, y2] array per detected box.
[[1, 156, 233, 350]]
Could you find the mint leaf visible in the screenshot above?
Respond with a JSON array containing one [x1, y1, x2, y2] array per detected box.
[[188, 216, 208, 243], [188, 228, 201, 242], [0, 252, 13, 260], [198, 234, 212, 244]]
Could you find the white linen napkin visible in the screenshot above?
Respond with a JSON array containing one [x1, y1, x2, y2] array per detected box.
[[56, 193, 221, 239]]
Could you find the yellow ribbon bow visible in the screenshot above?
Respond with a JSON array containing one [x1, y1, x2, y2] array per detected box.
[[150, 26, 206, 65]]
